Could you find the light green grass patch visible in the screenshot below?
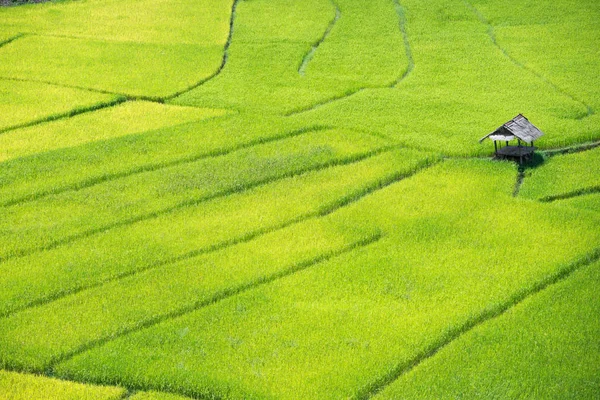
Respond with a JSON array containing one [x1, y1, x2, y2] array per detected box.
[[519, 147, 600, 200], [0, 149, 435, 319], [0, 101, 228, 162], [0, 0, 232, 46], [0, 369, 125, 400], [130, 391, 193, 400], [0, 79, 118, 131], [0, 36, 224, 98], [54, 160, 600, 399], [374, 259, 600, 400]]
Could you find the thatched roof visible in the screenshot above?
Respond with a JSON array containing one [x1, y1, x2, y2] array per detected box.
[[479, 114, 544, 144]]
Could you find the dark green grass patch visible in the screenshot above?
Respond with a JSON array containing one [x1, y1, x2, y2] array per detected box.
[[374, 258, 600, 399], [291, 0, 593, 156]]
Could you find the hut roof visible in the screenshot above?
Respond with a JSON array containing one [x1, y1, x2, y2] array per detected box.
[[479, 114, 544, 144]]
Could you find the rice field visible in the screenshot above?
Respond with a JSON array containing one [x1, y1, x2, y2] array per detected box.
[[0, 0, 598, 399]]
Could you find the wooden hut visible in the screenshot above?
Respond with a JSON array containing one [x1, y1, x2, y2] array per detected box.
[[479, 114, 544, 164]]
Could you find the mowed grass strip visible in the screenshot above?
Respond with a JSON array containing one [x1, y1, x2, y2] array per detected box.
[[0, 149, 436, 318], [0, 114, 310, 207], [0, 128, 388, 260], [0, 79, 118, 132], [0, 369, 125, 400], [0, 217, 380, 371], [53, 160, 600, 399], [0, 101, 228, 162], [173, 0, 406, 114], [0, 35, 224, 98], [519, 146, 600, 201], [374, 258, 600, 400]]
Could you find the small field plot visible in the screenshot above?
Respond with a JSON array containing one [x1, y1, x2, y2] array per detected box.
[[0, 369, 125, 400], [519, 146, 600, 201], [53, 160, 600, 399], [0, 79, 118, 131], [0, 101, 227, 162], [374, 258, 600, 399], [0, 36, 224, 98]]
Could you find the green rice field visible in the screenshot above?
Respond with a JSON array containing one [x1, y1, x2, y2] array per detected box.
[[0, 0, 598, 398]]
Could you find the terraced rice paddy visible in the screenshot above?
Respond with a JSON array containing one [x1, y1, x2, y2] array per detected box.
[[0, 0, 599, 399]]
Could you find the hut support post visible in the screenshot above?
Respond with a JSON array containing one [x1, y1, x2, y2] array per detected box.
[[494, 141, 498, 155]]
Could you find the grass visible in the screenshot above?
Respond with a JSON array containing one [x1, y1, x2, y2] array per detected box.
[[0, 79, 118, 131], [52, 160, 600, 399], [373, 258, 600, 399], [0, 36, 225, 98], [0, 0, 233, 98], [0, 128, 388, 260], [0, 0, 231, 45], [0, 148, 436, 318], [288, 0, 599, 156], [0, 216, 380, 371], [519, 146, 600, 200], [0, 369, 125, 400], [0, 101, 227, 162], [1, 0, 599, 398], [172, 0, 407, 114]]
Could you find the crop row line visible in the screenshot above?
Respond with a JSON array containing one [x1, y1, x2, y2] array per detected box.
[[391, 0, 414, 87], [0, 32, 25, 48], [463, 0, 595, 120], [0, 75, 132, 100], [0, 121, 321, 209], [284, 0, 413, 116], [162, 0, 240, 101], [0, 95, 127, 135], [512, 166, 525, 197], [1, 154, 438, 321], [355, 246, 600, 399], [298, 0, 341, 76], [47, 234, 383, 378], [0, 134, 374, 264], [541, 139, 600, 157], [539, 185, 600, 203]]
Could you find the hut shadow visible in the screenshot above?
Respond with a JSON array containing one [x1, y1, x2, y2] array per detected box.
[[522, 152, 545, 169]]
